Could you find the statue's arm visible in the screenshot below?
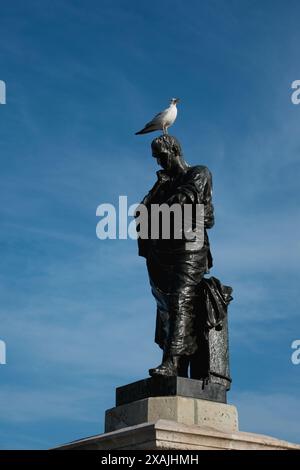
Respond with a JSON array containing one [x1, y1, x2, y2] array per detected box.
[[202, 169, 214, 229], [139, 171, 170, 207], [140, 184, 159, 207], [135, 173, 170, 258], [165, 167, 215, 228]]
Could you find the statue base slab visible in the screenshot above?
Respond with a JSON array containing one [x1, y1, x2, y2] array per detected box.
[[56, 418, 300, 450]]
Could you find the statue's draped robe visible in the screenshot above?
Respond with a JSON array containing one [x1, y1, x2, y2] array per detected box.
[[137, 166, 214, 357]]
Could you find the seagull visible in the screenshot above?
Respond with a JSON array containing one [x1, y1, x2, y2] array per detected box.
[[135, 98, 179, 135]]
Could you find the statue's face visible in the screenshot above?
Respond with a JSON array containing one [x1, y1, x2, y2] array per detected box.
[[155, 153, 171, 171], [152, 145, 173, 172]]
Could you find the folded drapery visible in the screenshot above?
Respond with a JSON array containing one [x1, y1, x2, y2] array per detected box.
[[199, 276, 233, 330]]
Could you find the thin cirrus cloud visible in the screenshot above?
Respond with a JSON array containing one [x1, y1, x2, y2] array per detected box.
[[1, 0, 300, 450]]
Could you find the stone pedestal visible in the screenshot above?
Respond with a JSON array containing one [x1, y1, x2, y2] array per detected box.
[[105, 396, 238, 433], [55, 378, 300, 450]]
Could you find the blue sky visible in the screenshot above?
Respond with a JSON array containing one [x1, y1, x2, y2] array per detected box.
[[0, 0, 300, 449]]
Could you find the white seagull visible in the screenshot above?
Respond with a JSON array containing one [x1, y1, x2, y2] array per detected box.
[[135, 98, 179, 135]]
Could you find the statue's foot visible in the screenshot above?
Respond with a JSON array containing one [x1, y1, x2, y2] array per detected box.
[[149, 356, 178, 377], [149, 364, 177, 377]]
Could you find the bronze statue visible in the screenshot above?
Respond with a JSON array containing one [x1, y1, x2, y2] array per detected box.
[[135, 135, 232, 391]]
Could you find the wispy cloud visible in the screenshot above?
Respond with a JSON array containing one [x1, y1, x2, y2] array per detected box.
[[1, 0, 300, 450], [230, 391, 300, 444]]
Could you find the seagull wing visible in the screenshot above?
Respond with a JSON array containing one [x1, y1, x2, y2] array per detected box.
[[143, 108, 169, 128], [135, 106, 171, 135], [135, 122, 160, 135], [150, 107, 169, 123]]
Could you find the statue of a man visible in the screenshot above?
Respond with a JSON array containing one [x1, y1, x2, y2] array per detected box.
[[136, 135, 219, 379]]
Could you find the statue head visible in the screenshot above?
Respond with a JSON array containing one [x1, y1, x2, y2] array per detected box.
[[151, 135, 182, 158], [151, 135, 185, 173]]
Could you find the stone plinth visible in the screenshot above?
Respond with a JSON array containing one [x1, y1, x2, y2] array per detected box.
[[57, 419, 300, 450], [105, 396, 238, 433], [116, 376, 227, 406]]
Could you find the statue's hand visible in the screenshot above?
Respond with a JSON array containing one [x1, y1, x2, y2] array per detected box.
[[165, 192, 188, 206], [156, 170, 170, 184]]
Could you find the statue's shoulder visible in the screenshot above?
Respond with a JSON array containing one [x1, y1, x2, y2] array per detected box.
[[186, 165, 212, 179]]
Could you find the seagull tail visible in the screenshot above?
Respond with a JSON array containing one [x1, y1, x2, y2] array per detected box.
[[135, 125, 157, 135]]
